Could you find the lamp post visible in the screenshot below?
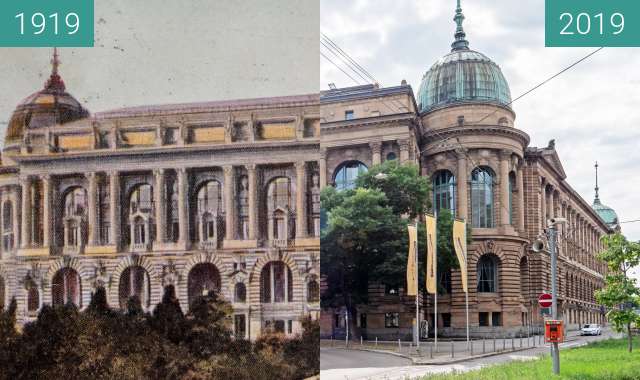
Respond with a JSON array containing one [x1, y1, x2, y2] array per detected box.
[[546, 217, 566, 375]]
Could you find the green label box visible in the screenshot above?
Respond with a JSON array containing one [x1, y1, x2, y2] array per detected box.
[[0, 0, 93, 47], [546, 0, 640, 47]]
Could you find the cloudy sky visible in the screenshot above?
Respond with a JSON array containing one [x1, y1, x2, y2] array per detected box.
[[0, 0, 318, 145], [321, 0, 640, 280]]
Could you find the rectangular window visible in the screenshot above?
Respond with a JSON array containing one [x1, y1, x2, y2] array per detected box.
[[287, 320, 293, 334], [234, 314, 246, 339], [442, 313, 451, 328], [274, 320, 285, 333], [479, 312, 489, 327], [492, 312, 502, 326], [345, 110, 354, 120], [384, 312, 399, 328]]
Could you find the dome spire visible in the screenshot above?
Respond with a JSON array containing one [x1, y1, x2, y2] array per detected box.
[[451, 0, 470, 51], [594, 161, 601, 204], [44, 47, 65, 92]]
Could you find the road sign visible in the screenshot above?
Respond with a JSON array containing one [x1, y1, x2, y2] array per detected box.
[[539, 293, 553, 308]]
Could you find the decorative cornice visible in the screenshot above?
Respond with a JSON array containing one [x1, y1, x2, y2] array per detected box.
[[422, 124, 530, 150], [321, 113, 417, 132]]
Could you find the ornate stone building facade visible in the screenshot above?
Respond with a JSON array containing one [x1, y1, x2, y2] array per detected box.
[[0, 52, 320, 339], [320, 2, 618, 339]]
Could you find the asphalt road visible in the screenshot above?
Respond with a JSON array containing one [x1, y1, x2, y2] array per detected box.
[[321, 328, 621, 380]]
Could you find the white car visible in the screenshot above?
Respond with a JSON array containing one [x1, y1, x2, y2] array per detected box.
[[581, 324, 602, 336]]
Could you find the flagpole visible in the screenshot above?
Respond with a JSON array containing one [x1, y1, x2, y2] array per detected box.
[[415, 222, 420, 349], [464, 219, 469, 349], [434, 210, 438, 352]]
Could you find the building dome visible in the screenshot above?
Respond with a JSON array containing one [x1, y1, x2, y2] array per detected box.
[[592, 199, 619, 227], [5, 49, 89, 144], [417, 1, 511, 113]]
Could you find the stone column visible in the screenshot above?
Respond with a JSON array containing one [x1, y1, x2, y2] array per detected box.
[[177, 168, 189, 246], [223, 166, 235, 240], [499, 150, 511, 227], [370, 141, 382, 166], [295, 162, 307, 239], [20, 177, 31, 249], [42, 175, 52, 248], [540, 181, 547, 229], [456, 150, 468, 221], [399, 139, 410, 163], [154, 169, 166, 244], [247, 164, 257, 240], [516, 164, 525, 232], [319, 148, 327, 188], [109, 172, 121, 248], [87, 172, 98, 246], [11, 189, 19, 250]]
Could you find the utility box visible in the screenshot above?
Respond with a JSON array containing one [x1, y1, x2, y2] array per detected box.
[[545, 320, 564, 343]]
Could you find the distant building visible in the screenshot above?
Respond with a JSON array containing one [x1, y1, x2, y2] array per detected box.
[[320, 2, 617, 339], [0, 50, 320, 339]]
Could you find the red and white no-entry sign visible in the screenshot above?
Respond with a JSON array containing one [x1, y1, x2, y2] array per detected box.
[[538, 293, 553, 308]]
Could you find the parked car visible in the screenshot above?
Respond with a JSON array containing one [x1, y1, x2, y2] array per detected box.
[[581, 324, 602, 336]]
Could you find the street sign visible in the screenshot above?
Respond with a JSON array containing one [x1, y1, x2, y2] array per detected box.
[[539, 293, 553, 308]]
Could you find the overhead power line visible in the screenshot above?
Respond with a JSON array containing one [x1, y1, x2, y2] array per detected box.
[[321, 39, 371, 84], [321, 51, 361, 85], [321, 32, 379, 84]]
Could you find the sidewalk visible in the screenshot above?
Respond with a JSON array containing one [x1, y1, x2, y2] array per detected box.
[[321, 329, 615, 365]]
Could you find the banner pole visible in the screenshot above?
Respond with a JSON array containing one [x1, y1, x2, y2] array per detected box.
[[415, 222, 420, 349], [434, 210, 438, 352], [464, 219, 469, 349]]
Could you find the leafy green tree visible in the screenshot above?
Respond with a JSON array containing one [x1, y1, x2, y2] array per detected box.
[[150, 285, 186, 344], [356, 160, 430, 218], [184, 290, 234, 358], [595, 233, 640, 353]]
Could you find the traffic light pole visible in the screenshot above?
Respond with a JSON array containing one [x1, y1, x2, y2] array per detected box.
[[547, 225, 560, 375]]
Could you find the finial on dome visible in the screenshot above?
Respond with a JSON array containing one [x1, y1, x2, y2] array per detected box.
[[594, 161, 600, 203], [451, 0, 470, 51], [44, 47, 65, 92]]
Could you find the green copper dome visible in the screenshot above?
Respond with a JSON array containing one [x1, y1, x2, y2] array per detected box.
[[417, 1, 512, 113], [592, 199, 619, 227]]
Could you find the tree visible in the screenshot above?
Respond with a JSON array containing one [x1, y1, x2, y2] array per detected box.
[[150, 285, 186, 344], [184, 290, 234, 358], [595, 233, 640, 353]]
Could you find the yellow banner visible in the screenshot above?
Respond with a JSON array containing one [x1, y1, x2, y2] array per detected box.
[[406, 225, 417, 296], [453, 219, 468, 293], [425, 214, 437, 294]]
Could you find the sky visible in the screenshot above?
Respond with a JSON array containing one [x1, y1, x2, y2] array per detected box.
[[0, 0, 319, 144], [321, 0, 640, 281]]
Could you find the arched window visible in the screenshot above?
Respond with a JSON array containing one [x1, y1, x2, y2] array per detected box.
[[130, 184, 153, 214], [432, 170, 456, 215], [471, 167, 495, 228], [235, 282, 247, 303], [118, 266, 150, 310], [2, 201, 13, 251], [307, 280, 320, 303], [52, 268, 81, 307], [27, 286, 39, 312], [477, 255, 499, 293], [333, 161, 367, 190], [267, 178, 292, 241], [261, 261, 293, 303], [187, 263, 221, 307], [509, 172, 516, 225]]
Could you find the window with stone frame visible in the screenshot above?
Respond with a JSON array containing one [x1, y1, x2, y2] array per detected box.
[[27, 286, 39, 313], [260, 261, 293, 303], [2, 200, 13, 251], [432, 170, 456, 215], [492, 312, 502, 326], [266, 177, 292, 240], [63, 187, 88, 248], [98, 181, 110, 245], [307, 280, 320, 302], [470, 167, 495, 228], [52, 268, 81, 307], [333, 161, 367, 191], [196, 180, 222, 243], [478, 312, 489, 326], [234, 282, 247, 303], [118, 265, 150, 310], [477, 254, 499, 293], [384, 312, 399, 328]]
